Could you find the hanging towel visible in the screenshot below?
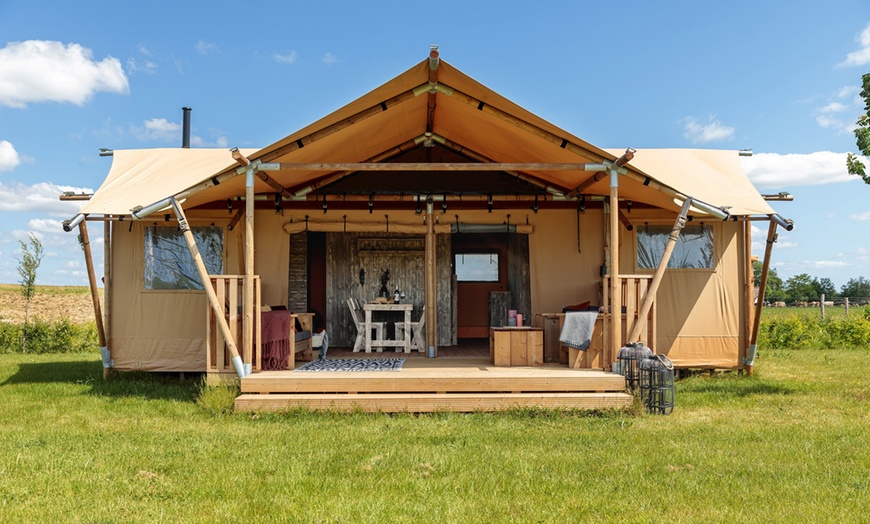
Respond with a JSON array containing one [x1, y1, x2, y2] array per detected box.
[[559, 311, 598, 351]]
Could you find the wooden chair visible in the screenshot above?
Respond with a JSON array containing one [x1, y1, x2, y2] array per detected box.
[[395, 306, 426, 352], [347, 298, 385, 352]]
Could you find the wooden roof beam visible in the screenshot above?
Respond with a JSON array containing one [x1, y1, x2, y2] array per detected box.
[[427, 45, 440, 133]]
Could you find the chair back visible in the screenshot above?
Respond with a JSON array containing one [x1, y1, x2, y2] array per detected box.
[[346, 298, 362, 329]]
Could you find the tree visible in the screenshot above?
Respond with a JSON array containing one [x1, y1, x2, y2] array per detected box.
[[784, 273, 816, 303], [841, 276, 870, 299], [812, 277, 838, 299], [17, 233, 44, 352], [753, 261, 786, 301], [847, 72, 870, 184]]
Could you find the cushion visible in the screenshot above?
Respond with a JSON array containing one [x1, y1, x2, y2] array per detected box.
[[562, 301, 591, 312]]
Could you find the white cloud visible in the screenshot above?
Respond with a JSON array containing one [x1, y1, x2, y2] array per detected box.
[[740, 151, 863, 189], [820, 102, 847, 113], [27, 218, 66, 234], [811, 260, 850, 268], [813, 84, 864, 133], [126, 57, 158, 75], [0, 181, 91, 214], [274, 51, 297, 64], [0, 40, 129, 108], [134, 118, 181, 142], [190, 135, 228, 148], [851, 211, 870, 221], [134, 117, 229, 147], [682, 116, 734, 144], [322, 52, 337, 64], [837, 85, 860, 99], [839, 23, 870, 67], [196, 40, 218, 55], [0, 141, 21, 172]]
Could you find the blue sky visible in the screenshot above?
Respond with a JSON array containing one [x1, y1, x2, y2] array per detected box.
[[2, 0, 870, 290]]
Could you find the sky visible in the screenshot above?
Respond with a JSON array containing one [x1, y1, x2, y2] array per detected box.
[[2, 0, 870, 291]]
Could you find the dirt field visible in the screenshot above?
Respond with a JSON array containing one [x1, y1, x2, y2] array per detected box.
[[0, 284, 101, 324]]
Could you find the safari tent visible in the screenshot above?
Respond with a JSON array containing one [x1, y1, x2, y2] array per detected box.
[[63, 49, 791, 411]]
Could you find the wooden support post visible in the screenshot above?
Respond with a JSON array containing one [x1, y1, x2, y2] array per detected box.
[[79, 220, 110, 378], [747, 219, 778, 375], [244, 168, 255, 375], [627, 198, 692, 342], [170, 198, 246, 377], [425, 199, 437, 356], [609, 167, 621, 367]]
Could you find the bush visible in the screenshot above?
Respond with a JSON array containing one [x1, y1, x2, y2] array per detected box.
[[0, 319, 98, 354], [759, 312, 870, 350]]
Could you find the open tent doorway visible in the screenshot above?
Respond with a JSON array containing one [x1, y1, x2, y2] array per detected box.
[[452, 231, 531, 340]]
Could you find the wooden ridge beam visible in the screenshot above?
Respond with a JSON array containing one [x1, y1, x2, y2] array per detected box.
[[272, 162, 594, 171]]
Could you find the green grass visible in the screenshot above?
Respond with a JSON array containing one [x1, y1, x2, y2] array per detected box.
[[0, 351, 867, 523]]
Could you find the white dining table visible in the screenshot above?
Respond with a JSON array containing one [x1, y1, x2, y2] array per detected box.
[[363, 302, 413, 353]]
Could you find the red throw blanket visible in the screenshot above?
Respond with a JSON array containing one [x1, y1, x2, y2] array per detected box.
[[259, 310, 291, 371]]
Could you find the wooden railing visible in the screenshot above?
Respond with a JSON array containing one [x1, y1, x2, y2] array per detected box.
[[205, 275, 261, 383], [602, 275, 657, 350]]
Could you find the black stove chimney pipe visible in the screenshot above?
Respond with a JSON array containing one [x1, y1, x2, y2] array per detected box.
[[182, 107, 191, 148]]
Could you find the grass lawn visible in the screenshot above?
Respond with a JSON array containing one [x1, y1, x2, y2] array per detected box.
[[0, 350, 867, 523]]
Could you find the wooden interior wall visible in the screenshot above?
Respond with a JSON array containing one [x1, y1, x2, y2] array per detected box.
[[287, 233, 308, 312], [508, 234, 532, 321], [325, 232, 453, 348]]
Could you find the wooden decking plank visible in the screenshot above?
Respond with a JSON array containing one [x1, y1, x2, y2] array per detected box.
[[241, 375, 625, 394], [234, 392, 633, 413]]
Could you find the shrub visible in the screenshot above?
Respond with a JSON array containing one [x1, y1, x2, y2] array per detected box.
[[0, 319, 98, 354], [759, 312, 870, 350]]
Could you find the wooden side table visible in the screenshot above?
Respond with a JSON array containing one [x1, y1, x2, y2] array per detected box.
[[489, 327, 544, 367]]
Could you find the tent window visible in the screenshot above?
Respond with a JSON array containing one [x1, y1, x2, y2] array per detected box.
[[455, 253, 499, 282], [144, 225, 223, 290], [636, 224, 713, 269]]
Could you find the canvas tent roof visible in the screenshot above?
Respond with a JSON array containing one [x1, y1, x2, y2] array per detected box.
[[79, 57, 774, 218]]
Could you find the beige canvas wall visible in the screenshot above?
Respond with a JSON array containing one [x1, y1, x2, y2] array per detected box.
[[617, 216, 748, 368], [107, 206, 748, 371], [108, 209, 289, 372]]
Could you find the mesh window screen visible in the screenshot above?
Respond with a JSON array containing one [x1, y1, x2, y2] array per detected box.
[[637, 224, 713, 269], [144, 225, 223, 289]]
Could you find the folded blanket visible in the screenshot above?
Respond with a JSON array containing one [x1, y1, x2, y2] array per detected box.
[[559, 311, 598, 350]]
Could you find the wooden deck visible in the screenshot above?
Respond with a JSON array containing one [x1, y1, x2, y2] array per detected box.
[[235, 352, 632, 413]]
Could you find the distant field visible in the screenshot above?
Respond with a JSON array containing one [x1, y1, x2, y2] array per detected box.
[[761, 305, 865, 320], [0, 284, 100, 324]]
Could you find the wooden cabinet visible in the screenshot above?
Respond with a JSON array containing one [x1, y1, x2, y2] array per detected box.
[[533, 313, 604, 370], [489, 327, 544, 367]]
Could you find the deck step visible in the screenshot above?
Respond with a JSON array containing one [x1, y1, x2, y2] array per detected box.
[[241, 371, 626, 394], [234, 392, 634, 413]]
